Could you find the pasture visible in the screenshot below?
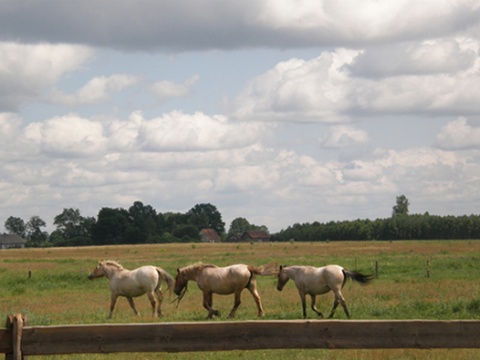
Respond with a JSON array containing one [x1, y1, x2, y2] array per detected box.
[[1, 240, 480, 359]]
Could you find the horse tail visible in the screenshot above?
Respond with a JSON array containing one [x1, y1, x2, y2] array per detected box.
[[156, 267, 174, 293], [248, 262, 278, 276], [342, 269, 373, 288], [246, 262, 278, 288]]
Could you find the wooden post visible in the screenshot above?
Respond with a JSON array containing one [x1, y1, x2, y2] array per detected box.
[[427, 259, 430, 278], [375, 261, 379, 278], [5, 314, 27, 360]]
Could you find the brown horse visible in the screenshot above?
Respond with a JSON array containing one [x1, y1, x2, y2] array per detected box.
[[174, 262, 276, 319], [88, 260, 174, 318], [276, 264, 372, 319]]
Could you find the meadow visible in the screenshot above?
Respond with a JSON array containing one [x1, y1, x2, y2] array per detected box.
[[1, 240, 480, 359]]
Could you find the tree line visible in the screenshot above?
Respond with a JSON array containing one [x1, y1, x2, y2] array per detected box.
[[3, 202, 267, 247], [3, 196, 479, 247], [272, 195, 480, 241]]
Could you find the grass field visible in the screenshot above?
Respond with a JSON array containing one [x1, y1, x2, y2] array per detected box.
[[1, 240, 480, 359]]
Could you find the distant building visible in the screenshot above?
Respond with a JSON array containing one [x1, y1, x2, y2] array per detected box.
[[227, 233, 243, 242], [241, 230, 270, 242], [0, 234, 26, 249], [199, 229, 221, 243]]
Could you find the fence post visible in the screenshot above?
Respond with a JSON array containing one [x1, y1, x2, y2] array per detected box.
[[5, 314, 27, 360]]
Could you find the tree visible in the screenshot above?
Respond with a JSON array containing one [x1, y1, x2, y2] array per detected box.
[[91, 207, 132, 245], [5, 216, 26, 238], [51, 208, 95, 246], [228, 217, 269, 237], [128, 201, 159, 243], [26, 216, 48, 247], [228, 217, 251, 237], [186, 203, 225, 235], [392, 195, 409, 217]]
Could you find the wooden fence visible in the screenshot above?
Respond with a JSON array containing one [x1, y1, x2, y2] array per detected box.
[[3, 314, 480, 359]]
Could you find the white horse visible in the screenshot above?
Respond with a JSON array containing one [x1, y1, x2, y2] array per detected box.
[[88, 260, 174, 318], [276, 265, 372, 319], [174, 262, 276, 319]]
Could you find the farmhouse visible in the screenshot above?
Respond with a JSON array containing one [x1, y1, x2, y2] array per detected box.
[[0, 233, 26, 249], [240, 230, 271, 242], [199, 229, 221, 243]]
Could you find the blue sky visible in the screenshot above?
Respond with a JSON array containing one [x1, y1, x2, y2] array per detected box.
[[1, 1, 480, 233]]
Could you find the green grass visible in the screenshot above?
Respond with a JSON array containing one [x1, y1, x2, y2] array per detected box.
[[1, 241, 480, 359]]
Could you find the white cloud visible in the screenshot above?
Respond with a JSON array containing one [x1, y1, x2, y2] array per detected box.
[[232, 41, 480, 122], [24, 114, 107, 157], [0, 42, 93, 110], [51, 74, 139, 105], [151, 75, 199, 102], [435, 117, 480, 150], [321, 125, 368, 148], [231, 50, 358, 122], [345, 39, 477, 78], [137, 111, 269, 151]]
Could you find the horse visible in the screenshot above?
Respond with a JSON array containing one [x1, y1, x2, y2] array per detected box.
[[276, 264, 373, 319], [88, 260, 174, 319], [174, 262, 276, 319]]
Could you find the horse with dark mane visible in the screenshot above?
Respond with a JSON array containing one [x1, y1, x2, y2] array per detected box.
[[174, 262, 276, 319], [88, 260, 174, 318], [277, 264, 373, 319]]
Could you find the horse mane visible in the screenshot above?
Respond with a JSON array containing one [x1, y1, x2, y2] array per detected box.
[[181, 262, 217, 273], [101, 260, 124, 270]]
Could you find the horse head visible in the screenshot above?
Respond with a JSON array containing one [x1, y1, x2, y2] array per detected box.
[[276, 265, 290, 291], [174, 268, 188, 296], [88, 261, 106, 280]]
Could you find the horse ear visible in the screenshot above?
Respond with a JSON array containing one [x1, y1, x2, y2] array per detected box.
[[279, 265, 283, 270], [177, 268, 180, 273]]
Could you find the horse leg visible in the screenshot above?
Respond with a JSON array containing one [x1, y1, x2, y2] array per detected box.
[[247, 282, 265, 317], [328, 290, 349, 319], [203, 291, 219, 319], [155, 289, 164, 317], [310, 294, 324, 318], [146, 291, 157, 317], [108, 294, 118, 319], [228, 291, 242, 318], [298, 291, 307, 319], [126, 297, 140, 316]]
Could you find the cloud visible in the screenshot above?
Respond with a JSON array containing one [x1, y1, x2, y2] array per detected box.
[[0, 42, 93, 110], [24, 114, 108, 158], [51, 74, 139, 106], [231, 50, 358, 122], [150, 75, 200, 103], [435, 117, 480, 150], [137, 111, 269, 151], [321, 125, 369, 148], [0, 1, 479, 51], [345, 39, 477, 78], [231, 42, 480, 122]]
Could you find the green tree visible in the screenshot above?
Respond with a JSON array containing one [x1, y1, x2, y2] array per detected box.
[[26, 216, 48, 247], [186, 203, 225, 235], [51, 208, 95, 246], [128, 201, 159, 243], [392, 195, 409, 217], [4, 216, 26, 238], [91, 207, 132, 245], [228, 217, 251, 237]]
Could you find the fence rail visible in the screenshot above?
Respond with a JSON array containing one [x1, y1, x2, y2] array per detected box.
[[3, 314, 480, 359]]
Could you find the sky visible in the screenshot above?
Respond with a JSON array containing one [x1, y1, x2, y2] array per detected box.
[[1, 0, 480, 234]]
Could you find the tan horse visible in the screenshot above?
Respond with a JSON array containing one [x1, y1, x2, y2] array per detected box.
[[174, 262, 276, 319], [276, 265, 372, 319], [88, 260, 174, 319]]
